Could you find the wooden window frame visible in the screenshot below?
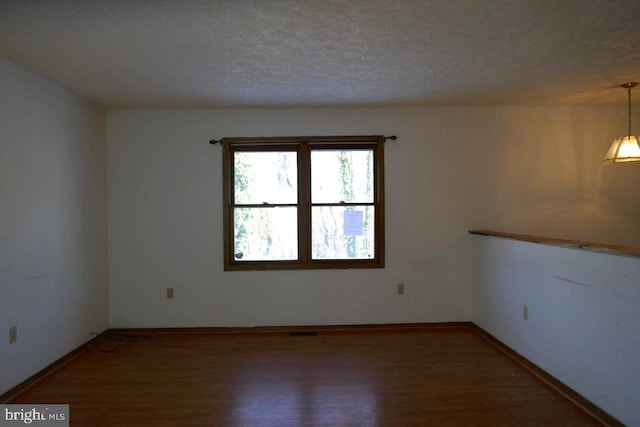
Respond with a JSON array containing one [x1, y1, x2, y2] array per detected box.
[[222, 135, 385, 271]]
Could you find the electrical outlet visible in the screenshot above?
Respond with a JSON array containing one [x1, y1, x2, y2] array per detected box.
[[523, 305, 528, 321], [167, 288, 174, 299], [9, 326, 17, 344], [397, 283, 405, 295]]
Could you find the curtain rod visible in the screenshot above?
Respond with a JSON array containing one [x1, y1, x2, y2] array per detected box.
[[209, 135, 397, 145]]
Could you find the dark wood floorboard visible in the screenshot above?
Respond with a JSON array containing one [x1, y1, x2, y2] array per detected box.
[[9, 328, 602, 426]]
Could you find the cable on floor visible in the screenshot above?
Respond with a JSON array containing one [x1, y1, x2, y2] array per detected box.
[[90, 331, 150, 353]]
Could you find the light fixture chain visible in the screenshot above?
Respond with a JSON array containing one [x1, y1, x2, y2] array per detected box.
[[629, 85, 632, 138]]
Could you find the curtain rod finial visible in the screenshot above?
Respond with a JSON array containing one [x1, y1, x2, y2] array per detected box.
[[385, 135, 397, 141], [210, 139, 221, 145]]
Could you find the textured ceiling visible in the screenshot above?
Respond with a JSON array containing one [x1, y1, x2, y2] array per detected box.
[[0, 0, 639, 108]]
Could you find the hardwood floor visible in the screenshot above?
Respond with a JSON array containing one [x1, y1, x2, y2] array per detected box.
[[9, 327, 603, 426]]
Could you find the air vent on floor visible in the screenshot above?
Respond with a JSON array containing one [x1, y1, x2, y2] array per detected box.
[[289, 331, 318, 336]]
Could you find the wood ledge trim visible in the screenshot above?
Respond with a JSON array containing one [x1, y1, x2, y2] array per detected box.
[[471, 324, 624, 427], [469, 229, 640, 258]]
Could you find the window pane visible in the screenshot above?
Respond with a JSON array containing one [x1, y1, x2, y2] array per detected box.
[[234, 151, 297, 204], [311, 149, 373, 203], [234, 207, 297, 261], [312, 206, 375, 259]]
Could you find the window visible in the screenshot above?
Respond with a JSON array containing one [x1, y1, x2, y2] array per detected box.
[[222, 135, 385, 270]]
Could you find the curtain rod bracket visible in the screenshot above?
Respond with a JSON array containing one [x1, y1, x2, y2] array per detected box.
[[384, 135, 397, 142], [209, 139, 221, 145]]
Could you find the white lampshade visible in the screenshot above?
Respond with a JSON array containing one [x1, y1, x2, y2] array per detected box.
[[603, 135, 640, 163]]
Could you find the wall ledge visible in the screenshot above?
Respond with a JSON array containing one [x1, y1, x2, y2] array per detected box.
[[469, 229, 640, 258]]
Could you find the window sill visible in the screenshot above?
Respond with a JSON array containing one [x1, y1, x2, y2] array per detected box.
[[224, 259, 385, 271]]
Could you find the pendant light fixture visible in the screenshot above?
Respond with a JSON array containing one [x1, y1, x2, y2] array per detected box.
[[604, 82, 640, 162]]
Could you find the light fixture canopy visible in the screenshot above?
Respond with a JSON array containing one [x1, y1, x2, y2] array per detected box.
[[604, 82, 640, 163]]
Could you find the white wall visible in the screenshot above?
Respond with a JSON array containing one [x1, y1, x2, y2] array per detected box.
[[0, 58, 108, 394], [472, 235, 640, 426], [107, 106, 640, 328], [107, 108, 471, 327]]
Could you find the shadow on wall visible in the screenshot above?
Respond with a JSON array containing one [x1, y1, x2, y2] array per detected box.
[[485, 198, 640, 248], [477, 107, 640, 247]]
